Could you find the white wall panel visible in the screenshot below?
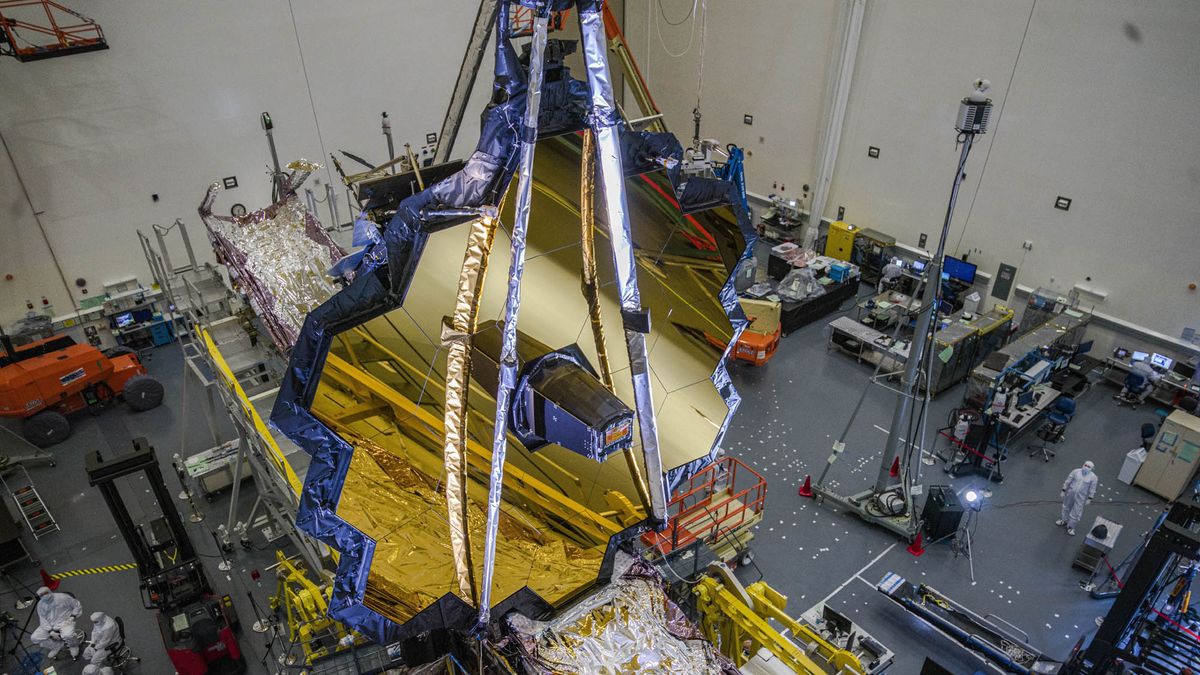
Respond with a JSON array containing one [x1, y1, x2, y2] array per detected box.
[[629, 0, 1200, 336], [0, 1, 493, 321], [824, 0, 1031, 248], [624, 0, 839, 196], [940, 1, 1200, 333], [0, 144, 62, 313]]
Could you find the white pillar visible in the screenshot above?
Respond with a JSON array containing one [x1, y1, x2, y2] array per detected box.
[[805, 0, 866, 249]]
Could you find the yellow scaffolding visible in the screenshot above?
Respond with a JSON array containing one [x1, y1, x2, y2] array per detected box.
[[270, 551, 357, 665], [693, 567, 866, 674]]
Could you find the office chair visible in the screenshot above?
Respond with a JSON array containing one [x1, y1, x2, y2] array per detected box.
[[1028, 396, 1075, 462], [97, 616, 140, 672], [1114, 371, 1148, 408], [1141, 422, 1158, 450], [1181, 396, 1198, 415]]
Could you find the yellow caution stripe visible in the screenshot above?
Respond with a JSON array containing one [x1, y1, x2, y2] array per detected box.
[[51, 563, 137, 580]]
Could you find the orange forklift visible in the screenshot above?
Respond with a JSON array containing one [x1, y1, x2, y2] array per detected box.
[[0, 332, 164, 447], [707, 298, 782, 367]]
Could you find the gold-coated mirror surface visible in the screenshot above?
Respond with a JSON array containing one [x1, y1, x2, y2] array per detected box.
[[310, 134, 745, 624]]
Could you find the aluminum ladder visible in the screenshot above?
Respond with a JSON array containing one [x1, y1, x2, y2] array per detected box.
[[1, 466, 59, 539]]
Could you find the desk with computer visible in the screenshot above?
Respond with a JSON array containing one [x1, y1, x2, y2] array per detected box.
[[998, 385, 1060, 433], [949, 344, 1088, 480], [857, 290, 921, 331], [1105, 347, 1199, 407], [853, 256, 981, 333], [110, 308, 175, 350]]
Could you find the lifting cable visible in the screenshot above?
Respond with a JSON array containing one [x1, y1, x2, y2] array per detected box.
[[654, 0, 699, 58]]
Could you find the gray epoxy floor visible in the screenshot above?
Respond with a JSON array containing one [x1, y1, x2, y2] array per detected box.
[[1, 342, 291, 675], [724, 293, 1167, 673]]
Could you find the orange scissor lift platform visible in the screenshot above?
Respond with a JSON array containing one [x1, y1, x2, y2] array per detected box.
[[642, 456, 766, 566]]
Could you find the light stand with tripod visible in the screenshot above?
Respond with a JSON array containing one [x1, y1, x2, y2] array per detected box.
[[954, 488, 986, 583], [0, 607, 41, 673]]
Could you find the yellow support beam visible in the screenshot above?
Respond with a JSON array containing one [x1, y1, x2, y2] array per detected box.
[[271, 551, 355, 665], [745, 582, 865, 674], [321, 353, 623, 543], [693, 573, 867, 674], [202, 330, 304, 496], [693, 576, 829, 673]]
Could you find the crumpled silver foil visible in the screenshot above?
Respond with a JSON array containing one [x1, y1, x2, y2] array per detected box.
[[199, 164, 344, 350], [506, 553, 739, 675]]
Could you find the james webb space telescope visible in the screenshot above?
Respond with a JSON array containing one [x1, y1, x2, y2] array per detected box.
[[470, 320, 634, 461]]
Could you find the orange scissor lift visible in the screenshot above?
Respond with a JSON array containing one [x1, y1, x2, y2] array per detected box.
[[643, 456, 767, 567]]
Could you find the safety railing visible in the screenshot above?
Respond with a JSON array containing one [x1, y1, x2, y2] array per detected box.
[[0, 0, 106, 60], [508, 4, 571, 37], [202, 329, 304, 497], [646, 456, 767, 555]]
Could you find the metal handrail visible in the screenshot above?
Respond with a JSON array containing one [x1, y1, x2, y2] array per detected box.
[[659, 456, 767, 552], [983, 612, 1032, 644]]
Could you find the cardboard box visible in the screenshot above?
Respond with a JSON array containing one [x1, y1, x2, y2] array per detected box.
[[739, 298, 781, 335]]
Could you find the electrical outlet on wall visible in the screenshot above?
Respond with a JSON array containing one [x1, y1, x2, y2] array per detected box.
[[1022, 240, 1033, 251]]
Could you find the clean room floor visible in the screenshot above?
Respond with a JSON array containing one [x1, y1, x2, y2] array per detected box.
[[724, 292, 1166, 673], [0, 342, 287, 675]]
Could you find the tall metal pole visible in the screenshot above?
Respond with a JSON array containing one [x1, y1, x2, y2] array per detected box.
[[434, 0, 500, 164], [811, 82, 993, 543], [579, 3, 668, 525], [874, 135, 974, 492], [476, 9, 549, 629], [324, 183, 339, 231], [176, 218, 198, 271], [381, 111, 395, 168], [262, 112, 284, 197]]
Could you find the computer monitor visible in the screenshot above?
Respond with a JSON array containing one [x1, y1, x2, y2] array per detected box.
[[114, 312, 135, 329], [1173, 361, 1196, 380], [943, 256, 977, 284], [1113, 347, 1130, 360], [911, 259, 927, 273], [822, 605, 853, 636], [1151, 353, 1173, 370], [1076, 340, 1093, 356], [1132, 350, 1149, 363], [1016, 390, 1035, 408]]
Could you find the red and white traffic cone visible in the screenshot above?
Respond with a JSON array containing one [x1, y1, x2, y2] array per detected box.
[[39, 568, 60, 591], [906, 531, 926, 557], [798, 475, 814, 498]]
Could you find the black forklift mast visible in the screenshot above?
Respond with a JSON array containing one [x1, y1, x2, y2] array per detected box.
[[86, 437, 209, 609]]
